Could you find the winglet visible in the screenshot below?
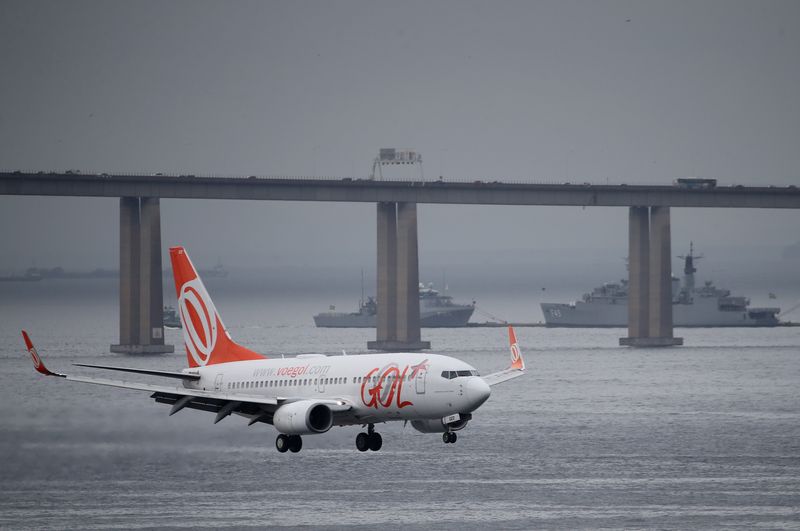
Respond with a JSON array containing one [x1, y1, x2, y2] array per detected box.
[[21, 331, 63, 377], [509, 326, 525, 371]]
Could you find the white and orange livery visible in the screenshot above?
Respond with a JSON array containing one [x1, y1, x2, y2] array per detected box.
[[23, 246, 526, 452]]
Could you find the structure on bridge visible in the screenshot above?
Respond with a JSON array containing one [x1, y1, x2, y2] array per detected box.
[[2, 171, 798, 353]]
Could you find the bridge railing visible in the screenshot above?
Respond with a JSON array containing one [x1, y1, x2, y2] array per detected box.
[[2, 169, 780, 189]]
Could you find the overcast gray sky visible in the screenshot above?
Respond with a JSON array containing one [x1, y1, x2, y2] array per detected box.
[[1, 0, 798, 273]]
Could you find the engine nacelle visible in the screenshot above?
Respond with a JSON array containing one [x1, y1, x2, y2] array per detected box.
[[411, 414, 470, 434], [273, 400, 334, 435]]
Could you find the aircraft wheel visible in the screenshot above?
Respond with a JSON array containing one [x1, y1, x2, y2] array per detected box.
[[442, 432, 450, 444], [356, 432, 369, 452], [450, 432, 457, 443], [289, 435, 303, 453], [368, 432, 382, 452], [276, 434, 290, 453]]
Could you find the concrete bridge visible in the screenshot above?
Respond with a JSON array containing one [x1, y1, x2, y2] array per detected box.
[[3, 171, 799, 352]]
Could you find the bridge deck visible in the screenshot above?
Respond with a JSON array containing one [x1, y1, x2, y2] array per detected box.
[[1, 172, 798, 208]]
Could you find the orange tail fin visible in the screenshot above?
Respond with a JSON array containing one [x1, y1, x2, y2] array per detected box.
[[169, 246, 265, 368]]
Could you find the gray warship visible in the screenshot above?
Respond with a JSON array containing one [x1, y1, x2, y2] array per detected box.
[[541, 243, 781, 327], [163, 306, 182, 329], [314, 283, 475, 328]]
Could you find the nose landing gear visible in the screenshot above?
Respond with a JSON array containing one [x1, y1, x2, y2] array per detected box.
[[276, 434, 303, 453], [442, 432, 457, 444], [356, 423, 383, 452]]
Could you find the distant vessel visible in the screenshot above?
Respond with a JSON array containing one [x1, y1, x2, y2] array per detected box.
[[199, 262, 228, 278], [163, 306, 182, 329], [314, 283, 475, 328], [26, 266, 118, 279], [541, 243, 781, 327], [0, 268, 43, 282]]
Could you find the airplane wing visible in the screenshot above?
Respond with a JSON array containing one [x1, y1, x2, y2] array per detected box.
[[22, 330, 351, 426], [483, 326, 526, 387]]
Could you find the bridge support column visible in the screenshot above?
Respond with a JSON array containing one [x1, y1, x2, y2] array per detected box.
[[111, 197, 174, 354], [374, 202, 397, 344], [620, 206, 683, 347], [626, 207, 650, 339], [368, 201, 430, 352]]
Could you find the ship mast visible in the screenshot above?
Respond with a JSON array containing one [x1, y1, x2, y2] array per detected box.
[[678, 241, 703, 293], [360, 268, 365, 308]]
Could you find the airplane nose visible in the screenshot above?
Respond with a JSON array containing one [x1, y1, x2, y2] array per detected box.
[[465, 377, 491, 410]]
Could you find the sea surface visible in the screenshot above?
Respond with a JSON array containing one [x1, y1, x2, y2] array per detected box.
[[1, 278, 799, 529]]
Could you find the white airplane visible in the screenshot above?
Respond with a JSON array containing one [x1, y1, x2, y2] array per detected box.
[[22, 246, 525, 453]]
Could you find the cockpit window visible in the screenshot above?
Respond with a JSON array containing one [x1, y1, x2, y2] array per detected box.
[[441, 370, 479, 379]]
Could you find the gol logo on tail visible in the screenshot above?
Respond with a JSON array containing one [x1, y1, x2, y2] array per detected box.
[[179, 278, 219, 366], [28, 346, 42, 370]]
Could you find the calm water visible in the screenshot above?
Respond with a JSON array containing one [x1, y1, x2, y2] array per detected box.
[[1, 279, 799, 529]]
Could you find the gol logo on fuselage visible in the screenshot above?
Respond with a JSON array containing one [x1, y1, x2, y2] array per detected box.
[[360, 359, 428, 409]]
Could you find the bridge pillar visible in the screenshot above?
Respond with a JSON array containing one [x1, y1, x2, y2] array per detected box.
[[374, 202, 397, 343], [626, 207, 649, 339], [111, 197, 174, 354], [116, 197, 140, 347], [396, 202, 423, 344], [368, 201, 430, 351], [620, 206, 683, 347]]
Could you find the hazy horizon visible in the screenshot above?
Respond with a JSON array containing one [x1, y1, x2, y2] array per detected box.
[[1, 0, 798, 282]]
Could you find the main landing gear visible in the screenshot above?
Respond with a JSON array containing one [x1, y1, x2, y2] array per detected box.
[[276, 434, 302, 453], [442, 432, 457, 444], [356, 424, 382, 452]]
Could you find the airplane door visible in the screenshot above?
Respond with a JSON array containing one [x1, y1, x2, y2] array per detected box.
[[415, 368, 427, 394], [214, 374, 223, 391]]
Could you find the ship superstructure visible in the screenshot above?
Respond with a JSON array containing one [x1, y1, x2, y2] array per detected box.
[[314, 283, 475, 328], [541, 243, 780, 327]]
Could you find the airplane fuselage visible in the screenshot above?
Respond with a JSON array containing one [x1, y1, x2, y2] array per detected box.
[[186, 352, 491, 425]]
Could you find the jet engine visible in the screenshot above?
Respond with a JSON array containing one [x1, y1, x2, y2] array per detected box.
[[411, 414, 471, 433], [273, 400, 334, 435]]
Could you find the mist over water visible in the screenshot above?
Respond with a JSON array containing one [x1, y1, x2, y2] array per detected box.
[[2, 0, 800, 526], [1, 278, 799, 529]]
